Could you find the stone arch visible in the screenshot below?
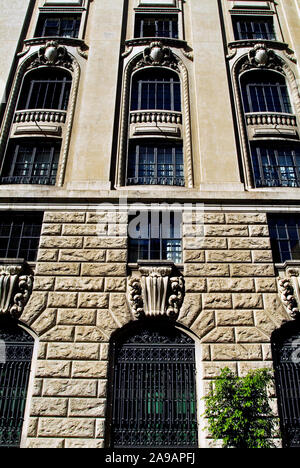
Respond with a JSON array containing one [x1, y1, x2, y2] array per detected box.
[[104, 317, 199, 448], [115, 48, 193, 188], [0, 47, 81, 187], [231, 50, 300, 188]]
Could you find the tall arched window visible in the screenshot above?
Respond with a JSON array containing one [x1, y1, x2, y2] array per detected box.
[[106, 321, 198, 448], [272, 323, 300, 448], [0, 321, 34, 448], [131, 69, 181, 112], [241, 71, 292, 114], [17, 68, 72, 112]]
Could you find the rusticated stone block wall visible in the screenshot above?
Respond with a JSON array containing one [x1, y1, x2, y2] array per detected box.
[[20, 210, 288, 448], [22, 210, 131, 448]]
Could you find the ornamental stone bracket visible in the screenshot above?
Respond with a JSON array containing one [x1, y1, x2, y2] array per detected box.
[[0, 260, 33, 319], [127, 262, 184, 320], [277, 262, 300, 320]]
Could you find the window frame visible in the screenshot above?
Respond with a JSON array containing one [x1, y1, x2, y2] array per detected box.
[[134, 14, 179, 39], [232, 15, 276, 41], [35, 13, 82, 38], [1, 140, 61, 186], [0, 212, 43, 262], [128, 210, 182, 264], [127, 141, 184, 187]]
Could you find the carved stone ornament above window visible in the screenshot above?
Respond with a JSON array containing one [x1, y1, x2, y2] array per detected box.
[[29, 41, 73, 70], [134, 42, 179, 71], [127, 262, 184, 320], [241, 43, 284, 73], [277, 263, 300, 320], [0, 261, 33, 319]]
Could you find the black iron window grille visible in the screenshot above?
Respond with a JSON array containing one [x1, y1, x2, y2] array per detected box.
[[128, 210, 182, 264], [127, 142, 184, 187], [35, 14, 81, 38], [131, 70, 181, 112], [232, 16, 276, 41], [1, 140, 61, 186], [267, 213, 300, 263], [0, 212, 43, 262], [241, 72, 292, 114], [251, 143, 300, 188], [272, 325, 300, 448], [134, 15, 179, 39], [0, 323, 34, 448], [107, 323, 198, 448], [17, 69, 72, 111]]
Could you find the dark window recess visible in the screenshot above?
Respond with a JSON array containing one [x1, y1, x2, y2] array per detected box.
[[232, 16, 276, 41], [134, 15, 178, 39], [251, 143, 300, 189], [1, 140, 61, 186], [272, 325, 300, 448], [0, 324, 34, 448], [127, 142, 184, 187], [35, 14, 81, 38], [128, 210, 182, 263], [241, 72, 292, 114], [131, 69, 181, 112], [267, 213, 300, 263], [108, 323, 198, 448], [17, 69, 72, 111], [0, 212, 43, 262]]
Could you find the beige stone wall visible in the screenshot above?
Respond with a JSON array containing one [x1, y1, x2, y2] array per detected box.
[[19, 209, 289, 448]]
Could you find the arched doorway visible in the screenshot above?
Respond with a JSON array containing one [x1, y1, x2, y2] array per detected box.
[[272, 322, 300, 448], [106, 320, 198, 448], [0, 320, 34, 448]]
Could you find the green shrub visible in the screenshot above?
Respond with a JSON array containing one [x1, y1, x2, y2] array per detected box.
[[204, 367, 277, 448]]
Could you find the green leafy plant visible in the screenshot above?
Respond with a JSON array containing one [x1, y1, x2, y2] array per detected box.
[[204, 367, 277, 448]]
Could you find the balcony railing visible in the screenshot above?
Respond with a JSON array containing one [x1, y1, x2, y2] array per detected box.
[[127, 176, 185, 186], [0, 175, 57, 185], [253, 166, 300, 188], [245, 112, 297, 127], [14, 109, 67, 124], [130, 110, 182, 125]]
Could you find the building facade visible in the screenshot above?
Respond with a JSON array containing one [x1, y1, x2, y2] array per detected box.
[[0, 0, 300, 449]]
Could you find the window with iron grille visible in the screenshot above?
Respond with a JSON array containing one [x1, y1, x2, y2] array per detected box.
[[267, 213, 300, 263], [35, 14, 81, 38], [251, 142, 300, 188], [241, 72, 292, 114], [128, 210, 182, 263], [1, 140, 61, 186], [17, 69, 72, 111], [0, 212, 43, 262], [272, 324, 300, 448], [131, 69, 181, 112], [232, 16, 276, 41], [0, 323, 34, 448], [127, 142, 184, 186], [134, 15, 178, 39], [107, 322, 198, 448]]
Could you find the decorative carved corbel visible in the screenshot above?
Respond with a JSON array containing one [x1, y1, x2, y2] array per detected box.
[[127, 263, 184, 320], [277, 264, 300, 320], [134, 42, 179, 72], [0, 262, 33, 319], [29, 41, 73, 70]]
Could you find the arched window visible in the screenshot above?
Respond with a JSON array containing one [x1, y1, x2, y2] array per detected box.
[[272, 323, 300, 448], [0, 322, 34, 448], [106, 321, 198, 448], [131, 69, 181, 112], [241, 71, 292, 114], [17, 68, 72, 111]]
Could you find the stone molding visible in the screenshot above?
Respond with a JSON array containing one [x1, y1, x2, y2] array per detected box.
[[0, 261, 33, 319], [127, 262, 184, 320]]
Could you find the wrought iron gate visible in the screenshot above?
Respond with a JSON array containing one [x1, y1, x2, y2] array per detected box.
[[273, 328, 300, 448], [0, 324, 34, 448], [109, 323, 198, 448]]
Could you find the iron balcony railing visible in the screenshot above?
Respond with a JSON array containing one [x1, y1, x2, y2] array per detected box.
[[127, 176, 185, 187]]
